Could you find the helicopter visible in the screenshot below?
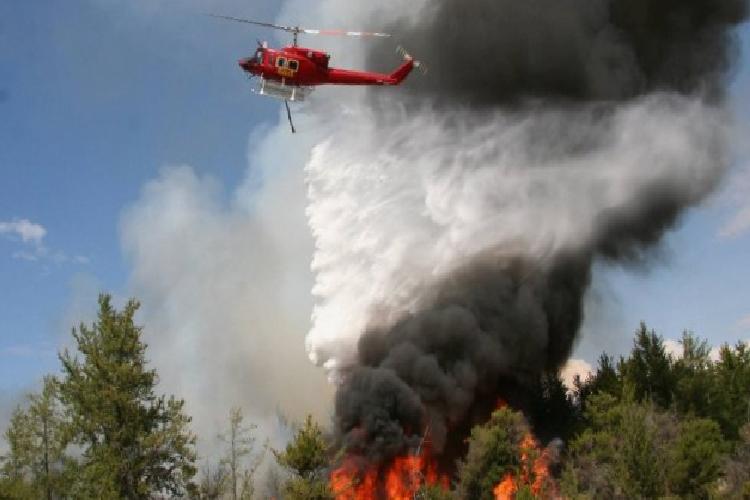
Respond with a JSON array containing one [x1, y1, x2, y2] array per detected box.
[[209, 15, 422, 132]]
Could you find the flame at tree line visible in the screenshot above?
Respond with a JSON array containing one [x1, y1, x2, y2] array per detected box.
[[331, 441, 449, 499], [328, 428, 558, 499], [492, 433, 558, 500], [489, 400, 559, 500], [329, 403, 559, 499], [306, 0, 749, 498]]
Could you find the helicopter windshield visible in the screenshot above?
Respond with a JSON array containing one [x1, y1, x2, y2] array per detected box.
[[254, 50, 264, 65]]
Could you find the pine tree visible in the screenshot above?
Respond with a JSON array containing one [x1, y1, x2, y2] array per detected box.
[[574, 353, 622, 412], [193, 459, 229, 499], [218, 407, 265, 500], [455, 408, 527, 500], [621, 322, 675, 408], [672, 331, 714, 418], [710, 342, 750, 440], [58, 294, 196, 498], [275, 415, 332, 500], [667, 417, 726, 499], [0, 376, 71, 499]]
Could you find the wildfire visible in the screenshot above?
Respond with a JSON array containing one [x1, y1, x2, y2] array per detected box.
[[493, 432, 557, 500], [331, 445, 448, 500], [491, 399, 558, 500]]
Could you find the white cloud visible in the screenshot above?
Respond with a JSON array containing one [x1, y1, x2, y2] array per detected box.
[[0, 219, 46, 246], [559, 358, 593, 391], [664, 337, 724, 362], [0, 218, 89, 265], [664, 339, 683, 359]]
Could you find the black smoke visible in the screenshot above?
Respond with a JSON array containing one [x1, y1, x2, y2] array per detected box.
[[369, 0, 747, 104], [332, 0, 747, 466], [337, 254, 591, 461]]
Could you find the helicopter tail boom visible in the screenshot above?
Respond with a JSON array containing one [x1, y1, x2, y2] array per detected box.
[[324, 52, 418, 86], [387, 58, 416, 85]]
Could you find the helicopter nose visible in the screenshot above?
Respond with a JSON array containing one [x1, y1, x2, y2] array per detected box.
[[238, 58, 252, 71]]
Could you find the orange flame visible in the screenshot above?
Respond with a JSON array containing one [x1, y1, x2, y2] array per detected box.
[[493, 473, 517, 500], [493, 431, 558, 500], [331, 445, 448, 499], [331, 457, 377, 500]]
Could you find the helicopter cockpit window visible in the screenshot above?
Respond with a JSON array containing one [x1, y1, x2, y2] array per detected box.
[[254, 51, 263, 64], [288, 60, 299, 71], [276, 57, 287, 68]]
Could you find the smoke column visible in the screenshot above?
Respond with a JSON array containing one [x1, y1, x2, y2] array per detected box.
[[303, 0, 748, 462]]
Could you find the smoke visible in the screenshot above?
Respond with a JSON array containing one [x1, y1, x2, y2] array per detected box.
[[300, 0, 747, 462], [369, 0, 747, 104], [120, 121, 334, 460]]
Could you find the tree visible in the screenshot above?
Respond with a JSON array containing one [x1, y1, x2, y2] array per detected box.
[[57, 294, 196, 498], [1, 404, 39, 499], [720, 423, 750, 498], [218, 407, 265, 500], [274, 415, 332, 500], [666, 418, 725, 499], [574, 353, 622, 413], [562, 393, 727, 499], [672, 331, 714, 418], [0, 377, 72, 499], [528, 372, 577, 441], [455, 408, 527, 500], [193, 460, 229, 499], [710, 342, 750, 440], [562, 394, 670, 499], [621, 323, 675, 408]]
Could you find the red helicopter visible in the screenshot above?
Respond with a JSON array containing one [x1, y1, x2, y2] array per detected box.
[[210, 15, 422, 132]]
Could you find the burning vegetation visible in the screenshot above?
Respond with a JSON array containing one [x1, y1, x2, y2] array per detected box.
[[304, 0, 750, 497], [3, 291, 750, 498], [2, 0, 749, 497], [330, 443, 447, 499]]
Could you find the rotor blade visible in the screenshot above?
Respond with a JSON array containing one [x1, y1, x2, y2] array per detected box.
[[208, 14, 391, 39], [302, 29, 391, 38], [207, 14, 297, 33]]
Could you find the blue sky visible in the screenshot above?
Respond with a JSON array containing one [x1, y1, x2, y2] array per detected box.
[[1, 0, 749, 397], [0, 0, 281, 389]]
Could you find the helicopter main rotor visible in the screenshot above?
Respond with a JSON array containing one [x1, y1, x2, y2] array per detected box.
[[207, 14, 391, 47]]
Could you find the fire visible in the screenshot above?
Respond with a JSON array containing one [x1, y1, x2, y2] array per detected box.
[[493, 431, 558, 500], [493, 473, 516, 500], [331, 459, 377, 500], [331, 445, 448, 500]]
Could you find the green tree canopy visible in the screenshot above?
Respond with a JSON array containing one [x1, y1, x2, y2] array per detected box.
[[621, 322, 675, 408], [274, 415, 332, 500], [58, 294, 196, 498], [455, 407, 527, 500], [562, 394, 725, 499], [0, 377, 72, 499]]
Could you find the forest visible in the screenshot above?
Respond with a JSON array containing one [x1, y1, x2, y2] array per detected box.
[[1, 295, 750, 499]]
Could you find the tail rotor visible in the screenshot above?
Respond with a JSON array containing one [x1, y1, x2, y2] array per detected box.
[[396, 45, 427, 75]]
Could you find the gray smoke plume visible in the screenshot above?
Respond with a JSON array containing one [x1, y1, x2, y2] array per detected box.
[[369, 0, 747, 104], [301, 0, 747, 465]]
